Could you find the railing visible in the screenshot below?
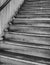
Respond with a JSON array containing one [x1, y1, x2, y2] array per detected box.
[[0, 0, 11, 11]]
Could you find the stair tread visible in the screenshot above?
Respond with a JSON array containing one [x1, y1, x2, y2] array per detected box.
[[0, 41, 50, 59], [16, 14, 50, 18], [0, 49, 50, 64], [9, 23, 50, 28], [4, 32, 50, 45], [9, 27, 50, 35]]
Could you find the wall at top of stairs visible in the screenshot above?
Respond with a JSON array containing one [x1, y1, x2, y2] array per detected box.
[[0, 0, 24, 38]]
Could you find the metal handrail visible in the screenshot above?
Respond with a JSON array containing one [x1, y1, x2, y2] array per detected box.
[[0, 0, 11, 11]]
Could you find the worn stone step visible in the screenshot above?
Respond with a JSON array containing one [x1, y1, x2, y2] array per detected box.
[[19, 11, 50, 15], [21, 7, 50, 11], [0, 41, 50, 59], [0, 48, 50, 65], [22, 5, 50, 10], [10, 20, 50, 28], [25, 1, 50, 5], [8, 25, 50, 35], [23, 1, 50, 7], [4, 32, 50, 45], [26, 0, 50, 2], [16, 14, 50, 18], [12, 18, 50, 25]]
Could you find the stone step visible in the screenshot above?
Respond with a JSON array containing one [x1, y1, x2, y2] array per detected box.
[[4, 32, 50, 45], [26, 0, 50, 2], [21, 7, 50, 11], [11, 20, 50, 28], [12, 18, 50, 24], [22, 5, 50, 9], [20, 7, 50, 10], [23, 1, 50, 6], [8, 25, 50, 35], [1, 40, 50, 51], [25, 1, 50, 4], [0, 48, 50, 64], [25, 0, 50, 3], [16, 14, 50, 18], [19, 11, 50, 15], [22, 2, 50, 9], [1, 35, 50, 59]]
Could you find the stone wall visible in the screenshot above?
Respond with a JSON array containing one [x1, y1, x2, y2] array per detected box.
[[0, 0, 24, 37]]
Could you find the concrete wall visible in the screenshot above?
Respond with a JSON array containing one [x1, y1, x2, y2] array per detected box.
[[0, 0, 6, 7], [0, 0, 24, 37]]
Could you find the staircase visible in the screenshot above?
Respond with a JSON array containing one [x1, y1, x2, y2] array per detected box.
[[0, 0, 50, 65]]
